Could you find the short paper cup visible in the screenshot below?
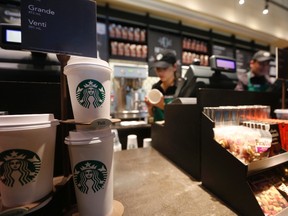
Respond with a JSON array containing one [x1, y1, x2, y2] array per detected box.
[[0, 114, 59, 208], [65, 128, 114, 216], [147, 89, 163, 104], [64, 56, 112, 124], [274, 109, 288, 120]]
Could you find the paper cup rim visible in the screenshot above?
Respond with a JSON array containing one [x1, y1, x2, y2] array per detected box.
[[64, 63, 112, 73], [274, 109, 288, 114], [65, 134, 114, 146], [147, 89, 163, 104]]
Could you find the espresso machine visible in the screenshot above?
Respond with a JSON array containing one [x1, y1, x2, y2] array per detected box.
[[111, 64, 148, 120]]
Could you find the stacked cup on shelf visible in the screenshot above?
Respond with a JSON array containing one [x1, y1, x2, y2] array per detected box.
[[63, 56, 114, 216]]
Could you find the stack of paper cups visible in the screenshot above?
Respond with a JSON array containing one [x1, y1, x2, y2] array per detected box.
[[64, 56, 115, 216]]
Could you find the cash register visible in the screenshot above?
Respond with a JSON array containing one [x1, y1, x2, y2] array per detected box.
[[178, 55, 238, 97]]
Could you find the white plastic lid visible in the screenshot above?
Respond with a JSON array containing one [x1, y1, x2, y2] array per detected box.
[[64, 55, 111, 70], [0, 114, 59, 131], [65, 127, 114, 145]]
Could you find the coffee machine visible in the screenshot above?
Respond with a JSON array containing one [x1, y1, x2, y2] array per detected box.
[[111, 64, 148, 120]]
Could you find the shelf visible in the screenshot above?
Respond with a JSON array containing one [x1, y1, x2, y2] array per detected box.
[[248, 151, 288, 176], [182, 49, 208, 55], [109, 37, 146, 45], [109, 56, 147, 62]]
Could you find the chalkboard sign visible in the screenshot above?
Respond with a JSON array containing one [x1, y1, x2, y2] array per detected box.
[[236, 49, 253, 72], [148, 30, 181, 77], [21, 0, 97, 58], [212, 44, 234, 58], [276, 47, 288, 80], [97, 22, 108, 61]]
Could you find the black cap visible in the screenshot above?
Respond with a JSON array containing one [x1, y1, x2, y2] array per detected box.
[[252, 50, 274, 62], [152, 50, 177, 68]]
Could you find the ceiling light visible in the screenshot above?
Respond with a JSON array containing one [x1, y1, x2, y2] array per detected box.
[[239, 0, 245, 5], [263, 1, 269, 14]]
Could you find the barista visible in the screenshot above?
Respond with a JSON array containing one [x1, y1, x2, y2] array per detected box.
[[145, 50, 178, 121], [235, 50, 274, 92]]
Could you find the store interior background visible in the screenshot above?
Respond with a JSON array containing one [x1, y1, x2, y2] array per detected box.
[[1, 0, 288, 174], [97, 0, 288, 48], [96, 0, 288, 117], [1, 2, 288, 215], [1, 0, 288, 118]]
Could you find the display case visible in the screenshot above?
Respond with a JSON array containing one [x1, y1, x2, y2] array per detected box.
[[201, 113, 288, 216]]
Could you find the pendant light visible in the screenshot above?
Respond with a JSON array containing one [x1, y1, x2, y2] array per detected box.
[[239, 0, 245, 5], [262, 0, 269, 14]]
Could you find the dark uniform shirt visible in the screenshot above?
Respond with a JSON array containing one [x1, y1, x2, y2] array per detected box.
[[235, 71, 272, 92], [151, 80, 177, 121]]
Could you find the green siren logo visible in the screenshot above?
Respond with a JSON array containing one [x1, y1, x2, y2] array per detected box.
[[73, 160, 107, 194], [76, 79, 105, 109], [0, 149, 41, 187]]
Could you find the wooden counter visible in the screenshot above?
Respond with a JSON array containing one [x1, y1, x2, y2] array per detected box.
[[113, 147, 237, 216]]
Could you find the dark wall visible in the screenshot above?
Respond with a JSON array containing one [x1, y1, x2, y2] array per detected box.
[[0, 51, 74, 176]]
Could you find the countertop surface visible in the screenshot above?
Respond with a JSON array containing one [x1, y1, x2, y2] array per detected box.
[[113, 147, 237, 216]]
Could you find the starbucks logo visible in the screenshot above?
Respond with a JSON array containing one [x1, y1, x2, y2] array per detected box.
[[0, 149, 41, 187], [73, 160, 107, 194], [76, 79, 105, 109]]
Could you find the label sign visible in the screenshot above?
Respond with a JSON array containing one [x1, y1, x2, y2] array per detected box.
[[276, 48, 288, 80], [148, 30, 181, 77], [236, 49, 253, 72], [21, 0, 97, 58], [212, 44, 234, 58]]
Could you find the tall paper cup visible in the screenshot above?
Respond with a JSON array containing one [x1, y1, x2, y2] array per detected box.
[[64, 56, 112, 124], [65, 128, 114, 216], [0, 114, 59, 208]]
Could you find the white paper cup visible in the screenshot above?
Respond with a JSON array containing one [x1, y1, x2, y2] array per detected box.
[[65, 128, 114, 216], [127, 134, 138, 149], [64, 56, 112, 124], [147, 89, 163, 104], [0, 114, 59, 208], [143, 138, 152, 148]]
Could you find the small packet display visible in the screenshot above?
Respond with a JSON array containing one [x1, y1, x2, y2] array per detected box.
[[267, 174, 288, 201], [250, 178, 288, 216], [213, 125, 271, 164]]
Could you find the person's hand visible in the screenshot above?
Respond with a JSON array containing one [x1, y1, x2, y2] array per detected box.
[[152, 95, 165, 110], [144, 96, 153, 116], [144, 96, 152, 107], [144, 95, 165, 116]]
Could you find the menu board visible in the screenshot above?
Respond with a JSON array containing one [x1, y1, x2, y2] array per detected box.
[[276, 48, 288, 80], [97, 22, 108, 61], [236, 49, 253, 72], [21, 0, 97, 58], [148, 29, 181, 77], [212, 44, 234, 58]]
